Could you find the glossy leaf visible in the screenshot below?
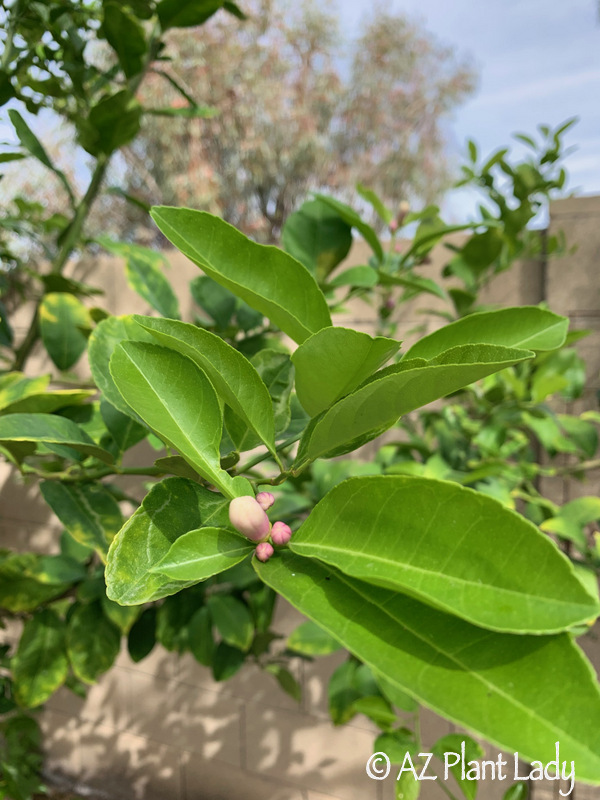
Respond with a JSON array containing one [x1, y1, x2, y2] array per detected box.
[[0, 554, 70, 612], [291, 476, 599, 633], [89, 315, 154, 419], [292, 327, 399, 416], [110, 341, 251, 498], [207, 594, 253, 651], [315, 194, 384, 262], [405, 307, 568, 361], [150, 206, 331, 343], [39, 293, 90, 370], [190, 275, 236, 328], [378, 271, 447, 300], [328, 266, 378, 289], [12, 610, 68, 707], [281, 199, 353, 282], [40, 481, 124, 559], [0, 413, 113, 463], [128, 607, 157, 663], [151, 527, 253, 581], [133, 315, 276, 454], [295, 345, 533, 464], [212, 642, 245, 681], [0, 373, 49, 411], [432, 734, 484, 800], [255, 552, 600, 784], [106, 477, 230, 604], [188, 606, 215, 666], [97, 238, 179, 319], [67, 602, 121, 684]]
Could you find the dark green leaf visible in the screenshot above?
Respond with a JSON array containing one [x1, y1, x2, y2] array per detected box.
[[128, 606, 157, 663], [12, 610, 68, 707], [207, 594, 253, 651], [102, 2, 147, 78], [158, 0, 223, 29], [151, 527, 253, 581], [315, 194, 384, 262], [78, 90, 142, 156], [67, 602, 121, 683], [0, 413, 114, 463], [39, 293, 90, 370], [188, 605, 214, 666]]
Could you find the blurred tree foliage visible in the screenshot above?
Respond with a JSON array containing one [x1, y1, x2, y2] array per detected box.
[[124, 0, 476, 241]]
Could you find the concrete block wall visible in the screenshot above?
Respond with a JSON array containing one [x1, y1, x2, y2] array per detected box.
[[2, 197, 600, 799]]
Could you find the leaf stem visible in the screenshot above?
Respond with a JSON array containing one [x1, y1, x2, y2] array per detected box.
[[237, 433, 303, 473]]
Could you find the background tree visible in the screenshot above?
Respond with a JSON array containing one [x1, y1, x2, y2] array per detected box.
[[125, 0, 476, 241]]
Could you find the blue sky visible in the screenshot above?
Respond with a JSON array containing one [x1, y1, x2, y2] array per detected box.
[[340, 0, 600, 220]]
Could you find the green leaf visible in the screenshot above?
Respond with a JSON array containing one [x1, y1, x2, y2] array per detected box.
[[78, 90, 142, 156], [207, 594, 253, 651], [254, 552, 600, 784], [89, 315, 155, 419], [39, 293, 90, 371], [188, 606, 215, 666], [150, 207, 331, 344], [281, 199, 353, 282], [356, 183, 393, 225], [157, 0, 223, 29], [503, 782, 529, 800], [8, 110, 74, 205], [105, 477, 230, 604], [190, 275, 236, 328], [0, 554, 70, 612], [101, 595, 140, 634], [295, 345, 533, 464], [212, 642, 245, 681], [24, 554, 87, 585], [286, 621, 342, 656], [225, 349, 293, 450], [102, 2, 147, 78], [12, 610, 68, 708], [405, 307, 568, 361], [133, 316, 276, 454], [97, 238, 180, 319], [291, 476, 599, 634], [67, 602, 121, 684], [292, 327, 399, 416], [432, 734, 484, 800], [352, 695, 396, 728], [40, 481, 123, 560], [100, 399, 147, 455], [0, 373, 49, 411], [0, 389, 95, 416], [327, 266, 378, 289], [0, 413, 113, 463], [110, 341, 251, 498], [0, 299, 13, 346], [150, 527, 253, 581], [315, 194, 384, 263], [265, 664, 302, 703], [378, 271, 447, 300], [128, 607, 157, 663]]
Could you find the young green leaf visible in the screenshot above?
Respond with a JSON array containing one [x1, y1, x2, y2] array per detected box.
[[102, 2, 147, 78], [150, 527, 253, 581], [295, 345, 533, 464], [150, 206, 332, 343], [133, 315, 276, 454], [106, 477, 230, 604], [39, 293, 91, 371], [292, 327, 399, 416], [110, 341, 251, 498], [405, 307, 568, 361], [254, 552, 600, 785]]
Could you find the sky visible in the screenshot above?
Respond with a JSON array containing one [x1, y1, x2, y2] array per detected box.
[[339, 0, 600, 221]]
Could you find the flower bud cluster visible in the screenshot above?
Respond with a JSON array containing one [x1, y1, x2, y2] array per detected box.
[[228, 494, 293, 563]]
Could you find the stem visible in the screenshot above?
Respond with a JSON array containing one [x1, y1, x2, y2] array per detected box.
[[539, 458, 600, 477], [23, 464, 165, 483], [1, 0, 22, 72], [12, 153, 110, 371], [238, 433, 302, 473]]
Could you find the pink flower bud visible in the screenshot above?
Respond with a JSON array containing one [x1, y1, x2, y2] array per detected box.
[[255, 542, 274, 562], [389, 219, 399, 232], [229, 496, 271, 542], [256, 491, 275, 511], [271, 520, 292, 546]]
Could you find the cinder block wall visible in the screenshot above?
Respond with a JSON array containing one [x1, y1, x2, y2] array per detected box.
[[1, 197, 600, 800]]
